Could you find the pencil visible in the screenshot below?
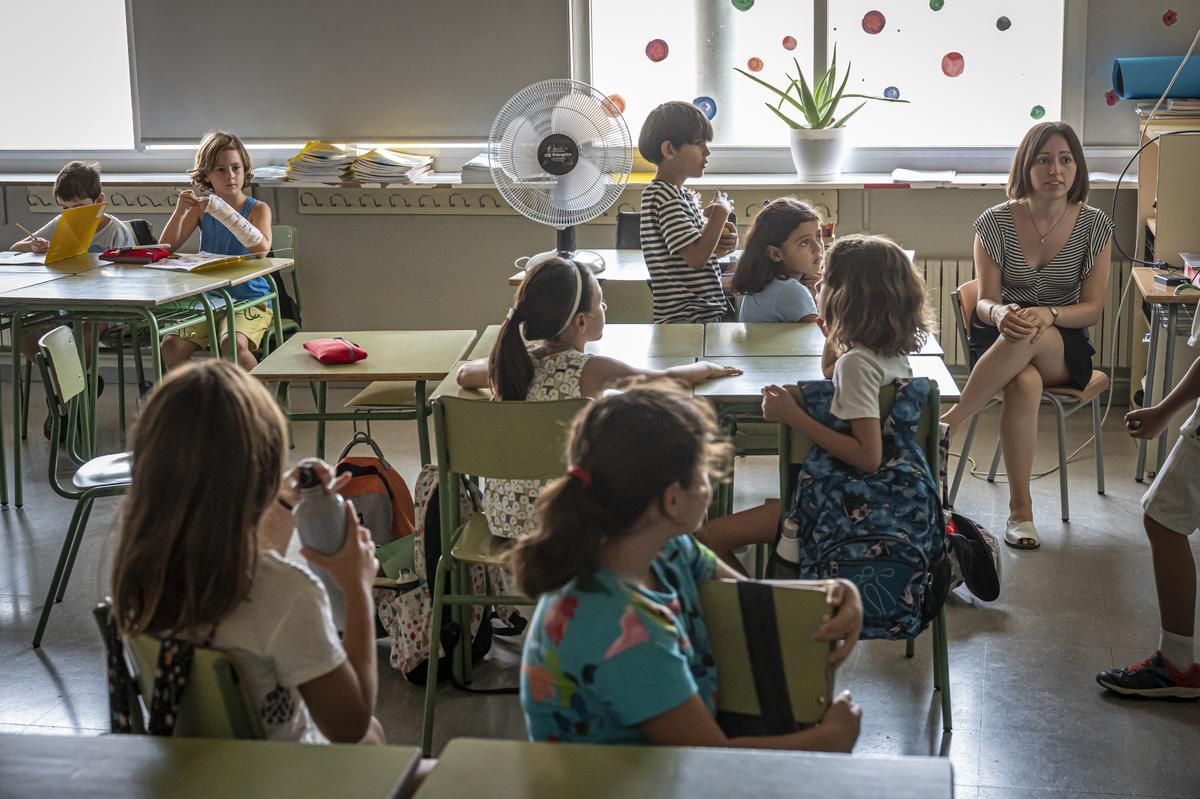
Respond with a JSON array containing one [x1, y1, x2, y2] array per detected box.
[[14, 222, 40, 241]]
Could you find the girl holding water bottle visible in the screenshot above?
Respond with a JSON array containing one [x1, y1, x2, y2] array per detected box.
[[110, 360, 385, 744]]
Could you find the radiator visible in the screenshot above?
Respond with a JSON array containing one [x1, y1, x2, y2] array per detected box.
[[916, 257, 1135, 375]]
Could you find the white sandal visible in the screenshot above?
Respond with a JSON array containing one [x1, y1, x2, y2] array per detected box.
[[1004, 518, 1041, 550]]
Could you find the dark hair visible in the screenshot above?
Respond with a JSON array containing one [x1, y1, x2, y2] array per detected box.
[[820, 235, 936, 358], [112, 360, 288, 637], [638, 101, 715, 165], [190, 130, 254, 190], [731, 197, 822, 295], [511, 381, 730, 597], [1007, 121, 1089, 203], [54, 161, 102, 202], [489, 258, 596, 401]]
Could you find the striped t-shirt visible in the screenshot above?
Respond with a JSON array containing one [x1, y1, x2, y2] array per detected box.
[[973, 201, 1114, 308], [639, 180, 729, 323]]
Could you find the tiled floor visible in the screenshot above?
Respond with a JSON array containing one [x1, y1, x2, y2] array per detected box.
[[1, 381, 1197, 797]]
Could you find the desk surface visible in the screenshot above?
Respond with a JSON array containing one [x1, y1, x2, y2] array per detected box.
[[0, 273, 71, 294], [470, 323, 705, 362], [430, 356, 696, 402], [252, 330, 475, 382], [695, 355, 960, 402], [414, 738, 952, 799], [192, 256, 294, 286], [0, 732, 419, 799], [0, 252, 110, 275], [1132, 267, 1200, 304], [704, 323, 944, 357], [0, 267, 231, 307]]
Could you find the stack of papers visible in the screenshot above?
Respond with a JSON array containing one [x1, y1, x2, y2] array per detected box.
[[891, 168, 956, 183], [253, 165, 288, 183], [286, 141, 355, 183], [1136, 99, 1200, 117], [460, 153, 493, 185], [349, 148, 434, 185]]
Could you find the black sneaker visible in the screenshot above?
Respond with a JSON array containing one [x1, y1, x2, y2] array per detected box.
[[1096, 651, 1200, 700], [947, 531, 1000, 602]]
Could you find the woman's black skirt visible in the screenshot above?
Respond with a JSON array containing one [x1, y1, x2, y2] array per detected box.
[[968, 314, 1094, 390]]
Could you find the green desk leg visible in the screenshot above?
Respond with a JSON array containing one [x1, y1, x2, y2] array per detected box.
[[12, 313, 23, 507], [316, 382, 327, 460], [0, 322, 7, 506], [416, 380, 430, 466]]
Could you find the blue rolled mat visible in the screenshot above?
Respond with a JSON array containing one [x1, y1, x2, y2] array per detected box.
[[1112, 56, 1200, 99]]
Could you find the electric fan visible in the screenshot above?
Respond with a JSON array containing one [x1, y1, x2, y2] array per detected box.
[[490, 79, 633, 274]]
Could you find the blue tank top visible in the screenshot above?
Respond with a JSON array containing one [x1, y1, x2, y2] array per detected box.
[[200, 196, 270, 301]]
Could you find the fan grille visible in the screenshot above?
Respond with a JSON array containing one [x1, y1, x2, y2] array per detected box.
[[490, 79, 633, 228]]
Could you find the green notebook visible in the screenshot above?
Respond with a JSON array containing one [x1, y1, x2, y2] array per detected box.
[[699, 579, 835, 732]]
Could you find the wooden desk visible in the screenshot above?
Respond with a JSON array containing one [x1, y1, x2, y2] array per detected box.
[[0, 732, 419, 799], [704, 323, 944, 358], [0, 273, 71, 294], [414, 738, 953, 799], [507, 249, 653, 286], [468, 323, 705, 362], [430, 356, 696, 403], [1130, 268, 1199, 479], [694, 356, 961, 403], [252, 330, 475, 463], [0, 252, 107, 275]]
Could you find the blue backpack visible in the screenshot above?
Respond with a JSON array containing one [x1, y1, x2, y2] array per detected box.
[[773, 377, 950, 640]]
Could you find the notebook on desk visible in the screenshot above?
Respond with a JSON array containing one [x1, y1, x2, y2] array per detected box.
[[144, 252, 250, 272], [44, 201, 108, 264]]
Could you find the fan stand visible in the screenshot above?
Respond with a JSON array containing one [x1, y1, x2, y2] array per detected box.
[[524, 227, 606, 274]]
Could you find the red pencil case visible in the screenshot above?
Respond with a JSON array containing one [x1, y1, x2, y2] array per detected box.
[[100, 246, 172, 264], [303, 337, 367, 364]]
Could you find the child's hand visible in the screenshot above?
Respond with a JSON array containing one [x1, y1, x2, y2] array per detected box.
[[818, 691, 862, 752], [1125, 406, 1169, 440], [715, 221, 738, 256], [761, 384, 802, 425], [177, 189, 209, 215], [301, 500, 378, 594], [815, 316, 829, 336], [29, 237, 49, 254], [705, 191, 734, 218], [814, 578, 863, 667], [700, 361, 742, 380]]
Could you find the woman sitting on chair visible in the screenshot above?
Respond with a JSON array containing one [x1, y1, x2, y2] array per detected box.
[[941, 121, 1113, 551]]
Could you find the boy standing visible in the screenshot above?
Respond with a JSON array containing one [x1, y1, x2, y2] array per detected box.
[[638, 101, 737, 323], [1097, 308, 1200, 698], [11, 161, 134, 254]]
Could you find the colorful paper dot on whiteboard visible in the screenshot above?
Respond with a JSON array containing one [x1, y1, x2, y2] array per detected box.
[[929, 0, 944, 9], [607, 94, 626, 115], [941, 52, 965, 77], [1030, 105, 1045, 119], [862, 10, 886, 34], [645, 39, 669, 62], [1105, 90, 1119, 106], [747, 57, 764, 72], [782, 35, 797, 50], [996, 16, 1012, 31], [693, 96, 718, 120], [1163, 9, 1178, 26], [884, 86, 900, 99], [731, 0, 754, 10]]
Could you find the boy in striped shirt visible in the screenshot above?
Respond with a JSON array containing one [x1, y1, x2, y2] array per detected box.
[[637, 101, 738, 323]]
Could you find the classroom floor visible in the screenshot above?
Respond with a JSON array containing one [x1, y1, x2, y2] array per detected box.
[[1, 379, 1197, 798]]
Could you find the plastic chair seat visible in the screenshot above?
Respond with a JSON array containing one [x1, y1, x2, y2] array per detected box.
[[450, 512, 513, 566], [1044, 370, 1109, 404], [346, 381, 418, 408], [72, 452, 132, 490]]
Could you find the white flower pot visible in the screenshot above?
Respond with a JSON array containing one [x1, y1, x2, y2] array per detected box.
[[788, 127, 849, 181]]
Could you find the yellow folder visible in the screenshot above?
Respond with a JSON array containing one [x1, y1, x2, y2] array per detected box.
[[44, 202, 107, 265]]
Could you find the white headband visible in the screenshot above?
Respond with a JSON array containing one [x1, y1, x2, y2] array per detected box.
[[553, 265, 585, 338]]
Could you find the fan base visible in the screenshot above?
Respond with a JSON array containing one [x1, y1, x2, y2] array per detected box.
[[522, 248, 607, 275]]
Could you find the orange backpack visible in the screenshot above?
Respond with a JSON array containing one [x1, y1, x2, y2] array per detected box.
[[335, 432, 415, 545]]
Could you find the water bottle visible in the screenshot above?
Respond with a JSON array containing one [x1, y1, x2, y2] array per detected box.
[[293, 465, 346, 555], [776, 517, 802, 565]]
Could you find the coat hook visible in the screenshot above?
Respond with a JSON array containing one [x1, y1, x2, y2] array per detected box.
[[300, 192, 319, 207], [330, 194, 349, 207], [478, 194, 500, 208], [418, 194, 439, 208], [388, 194, 403, 208], [448, 192, 467, 207], [110, 192, 131, 206]]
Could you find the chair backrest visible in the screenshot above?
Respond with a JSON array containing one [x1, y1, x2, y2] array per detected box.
[[270, 224, 296, 258], [615, 211, 642, 249], [434, 396, 589, 481], [269, 224, 301, 324], [779, 382, 940, 503], [37, 326, 85, 413], [951, 279, 978, 364], [600, 280, 654, 323], [126, 219, 157, 246]]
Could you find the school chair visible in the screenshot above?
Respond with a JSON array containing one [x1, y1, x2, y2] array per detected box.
[[92, 602, 264, 738], [947, 280, 1107, 519], [259, 224, 304, 353], [31, 326, 132, 648], [422, 395, 589, 756], [126, 219, 157, 246], [776, 381, 952, 731], [615, 211, 641, 249]]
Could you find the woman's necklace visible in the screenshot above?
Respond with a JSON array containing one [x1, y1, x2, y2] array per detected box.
[[1025, 201, 1069, 244]]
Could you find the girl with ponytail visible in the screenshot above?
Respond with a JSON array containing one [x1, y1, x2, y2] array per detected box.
[[457, 257, 741, 540], [514, 381, 865, 751]]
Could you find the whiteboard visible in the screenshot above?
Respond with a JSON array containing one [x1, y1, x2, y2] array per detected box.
[[128, 0, 571, 142]]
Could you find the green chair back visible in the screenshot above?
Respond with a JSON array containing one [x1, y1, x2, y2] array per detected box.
[[434, 396, 590, 481], [37, 326, 86, 413]]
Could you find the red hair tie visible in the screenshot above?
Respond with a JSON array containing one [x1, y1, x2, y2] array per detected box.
[[566, 465, 592, 488]]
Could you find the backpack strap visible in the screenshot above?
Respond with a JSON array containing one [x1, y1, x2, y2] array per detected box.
[[105, 615, 139, 734], [146, 635, 198, 736], [736, 581, 796, 733]]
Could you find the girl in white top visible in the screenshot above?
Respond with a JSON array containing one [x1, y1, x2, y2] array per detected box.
[[110, 360, 384, 744], [457, 257, 743, 540]]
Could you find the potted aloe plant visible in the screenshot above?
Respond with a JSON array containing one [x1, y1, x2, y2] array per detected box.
[[735, 46, 908, 180]]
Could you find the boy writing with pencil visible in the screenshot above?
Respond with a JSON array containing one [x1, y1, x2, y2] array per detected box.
[[11, 161, 134, 254], [638, 101, 738, 323]]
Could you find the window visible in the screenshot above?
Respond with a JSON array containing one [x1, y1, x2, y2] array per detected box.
[[587, 0, 1064, 150], [0, 0, 134, 150]]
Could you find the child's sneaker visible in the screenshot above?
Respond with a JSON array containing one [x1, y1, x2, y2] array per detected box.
[[1096, 651, 1200, 700]]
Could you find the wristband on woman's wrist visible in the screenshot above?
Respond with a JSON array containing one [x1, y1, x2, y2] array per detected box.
[[989, 305, 1000, 326]]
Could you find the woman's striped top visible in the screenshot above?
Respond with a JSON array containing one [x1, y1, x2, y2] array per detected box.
[[973, 201, 1114, 308], [639, 180, 729, 323]]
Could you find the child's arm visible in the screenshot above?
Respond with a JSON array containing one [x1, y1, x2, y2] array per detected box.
[[761, 385, 884, 473], [159, 190, 205, 250], [820, 337, 838, 378], [456, 358, 489, 389], [580, 356, 741, 397], [243, 200, 273, 256], [677, 191, 733, 269], [1126, 356, 1200, 440], [297, 501, 380, 743]]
